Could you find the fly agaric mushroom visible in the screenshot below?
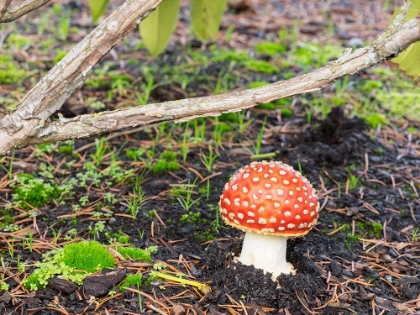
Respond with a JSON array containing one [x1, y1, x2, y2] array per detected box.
[[219, 161, 320, 278]]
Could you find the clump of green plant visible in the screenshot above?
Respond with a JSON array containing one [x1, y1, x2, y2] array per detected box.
[[0, 205, 15, 228], [152, 150, 179, 174], [116, 246, 157, 262], [119, 274, 142, 292], [11, 174, 63, 209], [245, 59, 278, 74], [0, 55, 27, 84], [61, 241, 115, 273], [363, 113, 388, 129], [370, 222, 383, 239], [255, 42, 287, 57], [23, 241, 117, 291]]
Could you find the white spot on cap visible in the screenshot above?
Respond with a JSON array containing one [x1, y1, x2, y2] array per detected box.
[[276, 189, 284, 196], [283, 179, 289, 185], [243, 201, 249, 207], [303, 209, 309, 215], [298, 223, 307, 229], [310, 211, 315, 217], [223, 198, 231, 206], [274, 202, 280, 208], [221, 208, 227, 214], [289, 191, 294, 196], [253, 194, 258, 200], [278, 227, 285, 231], [229, 213, 235, 219], [292, 178, 298, 183], [262, 228, 275, 233], [243, 173, 250, 179], [310, 202, 315, 207], [238, 213, 244, 219], [251, 204, 256, 209], [253, 177, 259, 182], [298, 197, 303, 202], [281, 220, 285, 224], [258, 218, 267, 224], [296, 187, 301, 191], [264, 174, 269, 178], [270, 177, 278, 182], [265, 183, 272, 188], [284, 211, 291, 217], [242, 187, 248, 193], [279, 170, 286, 175], [258, 189, 263, 194], [224, 183, 229, 191], [258, 206, 265, 213], [285, 200, 291, 205], [295, 215, 300, 220], [246, 219, 255, 224], [269, 217, 277, 224], [303, 186, 307, 191], [294, 204, 299, 209], [257, 167, 263, 172], [265, 194, 272, 200], [287, 223, 295, 229], [232, 184, 238, 191], [234, 219, 240, 225], [248, 211, 255, 217], [268, 170, 273, 173], [234, 198, 240, 206]]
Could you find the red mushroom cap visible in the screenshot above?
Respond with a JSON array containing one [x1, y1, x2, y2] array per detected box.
[[219, 161, 320, 237]]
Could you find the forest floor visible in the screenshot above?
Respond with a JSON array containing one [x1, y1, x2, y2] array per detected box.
[[1, 0, 420, 314]]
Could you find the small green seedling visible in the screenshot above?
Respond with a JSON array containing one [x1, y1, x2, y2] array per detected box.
[[119, 274, 143, 292]]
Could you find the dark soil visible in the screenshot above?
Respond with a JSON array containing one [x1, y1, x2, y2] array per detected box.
[[1, 1, 420, 315]]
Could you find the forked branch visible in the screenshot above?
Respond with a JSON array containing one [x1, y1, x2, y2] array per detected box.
[[0, 0, 13, 21], [0, 1, 418, 157], [0, 0, 51, 23]]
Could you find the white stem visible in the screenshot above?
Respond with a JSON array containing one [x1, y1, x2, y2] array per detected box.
[[237, 232, 295, 279]]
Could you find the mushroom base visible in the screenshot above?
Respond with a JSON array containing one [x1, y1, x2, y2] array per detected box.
[[237, 232, 295, 279]]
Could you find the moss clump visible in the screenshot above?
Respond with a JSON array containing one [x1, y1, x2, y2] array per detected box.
[[152, 150, 179, 174], [61, 241, 115, 273], [0, 55, 27, 84], [116, 246, 156, 262], [118, 274, 142, 292], [22, 242, 155, 291], [245, 60, 278, 74], [255, 42, 287, 56]]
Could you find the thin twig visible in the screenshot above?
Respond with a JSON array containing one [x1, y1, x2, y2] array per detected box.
[[0, 0, 51, 23]]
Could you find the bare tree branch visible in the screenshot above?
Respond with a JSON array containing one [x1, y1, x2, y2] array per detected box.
[[0, 0, 163, 155], [0, 0, 417, 157], [5, 16, 420, 150], [0, 0, 13, 22], [0, 0, 51, 23]]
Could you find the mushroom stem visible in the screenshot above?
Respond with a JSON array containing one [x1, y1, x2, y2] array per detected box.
[[237, 232, 295, 279]]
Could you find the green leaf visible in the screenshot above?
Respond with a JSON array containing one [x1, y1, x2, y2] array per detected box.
[[191, 0, 227, 41], [390, 0, 420, 77], [139, 0, 181, 56], [88, 0, 110, 22]]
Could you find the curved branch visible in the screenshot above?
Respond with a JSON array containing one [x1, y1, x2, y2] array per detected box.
[[0, 0, 51, 23], [0, 0, 163, 155], [0, 0, 13, 22], [14, 16, 420, 147], [0, 1, 417, 157]]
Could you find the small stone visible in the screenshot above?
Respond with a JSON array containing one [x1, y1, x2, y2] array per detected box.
[[170, 304, 186, 315]]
